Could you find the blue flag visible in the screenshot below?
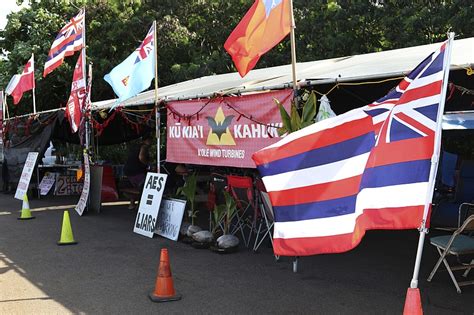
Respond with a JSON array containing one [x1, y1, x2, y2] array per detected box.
[[104, 24, 155, 109]]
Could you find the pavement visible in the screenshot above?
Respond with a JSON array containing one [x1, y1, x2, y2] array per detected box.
[[0, 192, 473, 314]]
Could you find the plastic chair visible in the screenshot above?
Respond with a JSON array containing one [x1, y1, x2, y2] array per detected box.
[[226, 175, 255, 247], [427, 215, 474, 293], [431, 160, 474, 228]]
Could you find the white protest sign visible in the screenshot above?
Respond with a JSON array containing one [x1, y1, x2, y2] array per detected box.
[[15, 152, 39, 200], [75, 152, 90, 216], [134, 172, 168, 238], [39, 172, 56, 195], [155, 198, 186, 241]]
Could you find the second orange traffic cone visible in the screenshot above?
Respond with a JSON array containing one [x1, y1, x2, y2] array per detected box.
[[149, 248, 182, 302]]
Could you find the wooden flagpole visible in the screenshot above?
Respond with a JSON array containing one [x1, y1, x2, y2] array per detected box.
[[153, 20, 160, 173], [31, 53, 37, 114], [82, 8, 90, 152], [409, 32, 455, 289], [289, 0, 298, 92]]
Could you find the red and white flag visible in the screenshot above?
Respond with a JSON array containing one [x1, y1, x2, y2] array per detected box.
[[65, 51, 85, 133], [6, 54, 35, 105]]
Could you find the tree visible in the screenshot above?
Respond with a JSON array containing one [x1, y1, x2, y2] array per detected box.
[[0, 0, 472, 116]]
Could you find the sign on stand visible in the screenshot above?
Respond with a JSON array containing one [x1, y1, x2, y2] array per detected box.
[[39, 172, 56, 195], [75, 152, 90, 216], [133, 172, 168, 238], [155, 198, 186, 241], [15, 152, 39, 200]]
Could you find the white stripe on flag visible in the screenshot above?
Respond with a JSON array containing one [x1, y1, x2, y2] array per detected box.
[[262, 152, 370, 192], [264, 108, 368, 150], [273, 182, 429, 239]]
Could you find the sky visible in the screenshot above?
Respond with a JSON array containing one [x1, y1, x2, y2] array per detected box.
[[0, 0, 28, 30]]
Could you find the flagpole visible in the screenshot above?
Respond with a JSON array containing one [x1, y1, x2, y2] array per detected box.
[[153, 20, 160, 173], [409, 32, 455, 289], [82, 8, 90, 153], [1, 91, 4, 121], [4, 93, 10, 119], [289, 0, 298, 93], [31, 53, 37, 114]]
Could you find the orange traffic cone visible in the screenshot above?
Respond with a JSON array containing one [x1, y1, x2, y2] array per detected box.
[[149, 248, 182, 302], [403, 288, 423, 315]]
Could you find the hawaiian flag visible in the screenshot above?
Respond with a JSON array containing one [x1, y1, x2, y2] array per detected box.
[[252, 41, 451, 256], [6, 54, 35, 105], [224, 0, 291, 77], [43, 10, 84, 77], [65, 51, 85, 133]]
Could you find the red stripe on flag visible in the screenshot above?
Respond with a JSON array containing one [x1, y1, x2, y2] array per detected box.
[[397, 81, 442, 105], [269, 175, 361, 206], [273, 205, 424, 256], [253, 116, 374, 166], [367, 136, 433, 168]]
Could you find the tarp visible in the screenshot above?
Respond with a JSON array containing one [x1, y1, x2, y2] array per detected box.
[[91, 37, 474, 110], [166, 89, 292, 168], [442, 111, 474, 130], [3, 112, 60, 183]]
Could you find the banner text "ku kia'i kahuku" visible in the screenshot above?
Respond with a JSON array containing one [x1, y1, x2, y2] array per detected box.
[[166, 89, 292, 168]]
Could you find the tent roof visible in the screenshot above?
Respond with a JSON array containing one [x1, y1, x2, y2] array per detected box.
[[92, 37, 474, 111]]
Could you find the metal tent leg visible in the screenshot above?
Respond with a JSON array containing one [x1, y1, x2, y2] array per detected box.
[[293, 256, 299, 273]]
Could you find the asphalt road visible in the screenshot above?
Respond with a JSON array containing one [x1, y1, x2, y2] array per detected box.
[[0, 193, 473, 314]]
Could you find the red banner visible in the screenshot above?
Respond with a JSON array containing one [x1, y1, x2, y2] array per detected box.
[[166, 89, 292, 168]]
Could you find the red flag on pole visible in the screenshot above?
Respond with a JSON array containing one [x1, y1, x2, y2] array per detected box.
[[5, 54, 35, 105], [65, 51, 85, 133], [224, 0, 291, 77]]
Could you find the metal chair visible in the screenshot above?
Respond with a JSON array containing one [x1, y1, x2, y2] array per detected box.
[[427, 215, 474, 293], [253, 178, 279, 260]]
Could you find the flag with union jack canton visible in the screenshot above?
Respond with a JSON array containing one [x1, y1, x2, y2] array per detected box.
[[104, 23, 155, 110], [252, 40, 451, 256], [43, 10, 84, 77]]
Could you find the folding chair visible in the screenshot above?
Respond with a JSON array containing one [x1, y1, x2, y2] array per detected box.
[[253, 179, 279, 260], [427, 214, 474, 293], [226, 175, 255, 247]]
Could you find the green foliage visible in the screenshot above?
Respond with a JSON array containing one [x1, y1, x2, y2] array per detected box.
[[277, 90, 317, 136], [211, 191, 237, 235], [0, 0, 472, 118], [176, 172, 198, 225]]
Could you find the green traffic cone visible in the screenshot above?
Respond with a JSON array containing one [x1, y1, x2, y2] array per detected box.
[[18, 194, 35, 220], [57, 210, 77, 245]]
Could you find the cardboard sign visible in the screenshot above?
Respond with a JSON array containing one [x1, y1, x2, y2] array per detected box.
[[133, 172, 168, 238], [15, 152, 39, 200], [155, 198, 186, 241], [75, 152, 90, 216], [39, 172, 56, 195], [55, 175, 84, 195]]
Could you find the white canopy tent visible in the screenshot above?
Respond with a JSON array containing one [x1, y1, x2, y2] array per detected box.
[[91, 37, 474, 111]]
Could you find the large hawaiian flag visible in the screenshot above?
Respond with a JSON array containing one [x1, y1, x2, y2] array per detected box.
[[252, 41, 450, 256]]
